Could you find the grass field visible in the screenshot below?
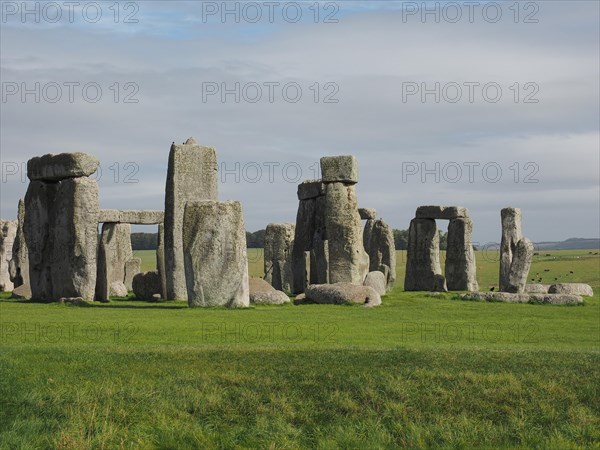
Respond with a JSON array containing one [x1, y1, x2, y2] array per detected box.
[[1, 250, 599, 448]]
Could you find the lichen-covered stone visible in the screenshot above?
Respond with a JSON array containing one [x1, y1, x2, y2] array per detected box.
[[27, 152, 99, 181]]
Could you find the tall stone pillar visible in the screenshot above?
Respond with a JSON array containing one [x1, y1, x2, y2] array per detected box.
[[264, 223, 295, 292], [0, 220, 17, 292], [156, 223, 167, 300], [499, 207, 522, 292], [95, 222, 133, 301], [8, 199, 28, 289], [445, 217, 478, 291], [363, 217, 396, 291], [404, 218, 445, 291], [164, 138, 218, 300]]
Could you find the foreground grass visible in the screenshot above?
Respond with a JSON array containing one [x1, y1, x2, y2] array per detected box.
[[1, 250, 599, 448]]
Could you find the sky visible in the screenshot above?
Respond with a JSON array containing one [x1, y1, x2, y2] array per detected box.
[[1, 0, 599, 244]]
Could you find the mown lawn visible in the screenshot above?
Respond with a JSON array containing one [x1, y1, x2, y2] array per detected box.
[[1, 250, 599, 448]]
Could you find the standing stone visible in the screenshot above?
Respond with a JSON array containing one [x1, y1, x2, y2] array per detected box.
[[363, 219, 396, 291], [124, 257, 141, 291], [404, 218, 446, 291], [164, 138, 218, 301], [95, 222, 133, 301], [156, 223, 167, 299], [51, 177, 99, 301], [0, 220, 17, 291], [291, 198, 317, 294], [264, 223, 295, 292], [445, 218, 478, 291], [500, 207, 522, 292], [310, 194, 329, 285], [506, 238, 534, 293], [183, 201, 249, 308], [24, 180, 58, 300], [363, 271, 386, 296], [324, 182, 369, 285], [8, 199, 28, 289]]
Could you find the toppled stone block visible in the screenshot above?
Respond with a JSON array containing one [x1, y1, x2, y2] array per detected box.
[[415, 205, 469, 220], [460, 291, 583, 305], [363, 271, 386, 295], [250, 277, 275, 293], [297, 180, 325, 200], [11, 283, 31, 299], [320, 156, 358, 184], [132, 271, 162, 300], [27, 152, 99, 181], [548, 283, 593, 297], [250, 290, 290, 305], [524, 284, 550, 294], [304, 283, 381, 307]]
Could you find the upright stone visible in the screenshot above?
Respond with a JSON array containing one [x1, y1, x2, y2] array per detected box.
[[95, 222, 133, 301], [51, 177, 99, 300], [156, 223, 167, 299], [291, 198, 317, 294], [264, 223, 295, 292], [8, 199, 28, 289], [164, 138, 218, 300], [324, 182, 369, 285], [445, 218, 478, 291], [506, 238, 534, 293], [404, 218, 446, 291], [363, 219, 396, 291], [24, 180, 58, 300], [310, 195, 329, 285], [500, 208, 522, 291], [183, 201, 249, 307], [124, 257, 141, 291], [0, 220, 17, 292]]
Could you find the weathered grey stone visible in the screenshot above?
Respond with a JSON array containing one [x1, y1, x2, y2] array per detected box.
[[293, 293, 306, 304], [59, 297, 89, 306], [310, 194, 329, 285], [291, 198, 317, 294], [363, 271, 386, 295], [506, 238, 534, 293], [124, 258, 141, 291], [404, 218, 446, 291], [24, 180, 58, 301], [98, 209, 164, 224], [11, 283, 31, 299], [358, 208, 377, 220], [445, 218, 478, 291], [524, 284, 550, 294], [305, 283, 381, 307], [183, 201, 249, 308], [165, 139, 218, 301], [320, 156, 358, 184], [363, 219, 396, 291], [132, 271, 161, 300], [250, 290, 290, 305], [264, 223, 295, 292], [415, 205, 469, 220], [51, 177, 99, 301], [8, 199, 28, 289], [95, 223, 132, 301], [27, 152, 99, 181], [0, 220, 17, 292], [297, 180, 324, 200], [110, 281, 128, 297], [460, 291, 583, 305], [548, 283, 593, 297], [156, 224, 167, 299], [250, 277, 275, 293], [499, 207, 522, 291], [325, 182, 369, 285]]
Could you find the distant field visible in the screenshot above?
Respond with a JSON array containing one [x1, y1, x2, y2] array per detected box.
[[1, 249, 598, 448]]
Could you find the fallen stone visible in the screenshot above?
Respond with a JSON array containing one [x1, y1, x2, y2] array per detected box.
[[151, 293, 162, 302], [183, 201, 249, 308], [59, 297, 90, 306], [0, 220, 17, 292], [363, 271, 386, 295], [325, 182, 369, 285], [264, 223, 295, 292], [132, 271, 162, 301], [98, 209, 164, 224], [250, 290, 290, 305], [548, 283, 593, 297], [109, 281, 128, 297], [8, 199, 28, 289], [250, 277, 275, 293], [500, 207, 522, 291], [358, 208, 377, 220], [305, 283, 381, 307], [165, 139, 218, 301], [27, 152, 99, 181], [320, 155, 358, 184], [297, 180, 325, 200], [415, 206, 469, 220], [506, 238, 534, 293], [460, 292, 583, 305], [404, 218, 446, 291], [11, 283, 31, 299], [445, 217, 478, 291], [294, 293, 306, 304], [524, 284, 550, 293], [124, 258, 141, 291]]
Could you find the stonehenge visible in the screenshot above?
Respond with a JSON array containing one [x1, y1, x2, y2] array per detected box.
[[404, 206, 477, 292], [95, 223, 133, 301], [264, 223, 294, 293], [164, 138, 218, 301], [8, 199, 28, 289], [0, 220, 17, 291], [363, 216, 396, 291], [500, 208, 533, 293]]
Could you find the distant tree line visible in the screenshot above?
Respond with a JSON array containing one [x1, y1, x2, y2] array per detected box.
[[129, 229, 448, 251]]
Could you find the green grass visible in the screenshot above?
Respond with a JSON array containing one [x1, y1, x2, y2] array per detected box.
[[1, 250, 599, 448]]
